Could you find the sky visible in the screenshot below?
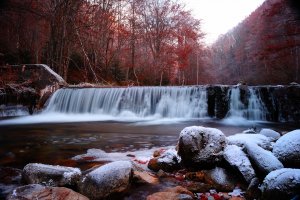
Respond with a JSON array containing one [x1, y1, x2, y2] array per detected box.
[[184, 0, 265, 44]]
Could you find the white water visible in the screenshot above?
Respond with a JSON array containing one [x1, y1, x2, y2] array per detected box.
[[0, 86, 271, 125], [45, 87, 208, 119], [223, 87, 268, 125]]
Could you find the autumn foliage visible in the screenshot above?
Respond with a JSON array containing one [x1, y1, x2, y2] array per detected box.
[[208, 0, 300, 85], [0, 0, 206, 86]]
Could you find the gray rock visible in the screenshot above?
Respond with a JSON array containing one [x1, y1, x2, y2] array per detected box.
[[273, 130, 300, 168], [79, 160, 133, 200], [260, 168, 300, 200], [6, 184, 88, 200], [148, 149, 181, 172], [245, 143, 283, 176], [178, 126, 227, 169], [204, 167, 240, 191], [227, 133, 272, 150], [22, 163, 81, 187], [223, 145, 256, 183], [259, 128, 281, 141]]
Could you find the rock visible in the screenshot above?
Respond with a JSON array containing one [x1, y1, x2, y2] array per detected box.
[[260, 168, 300, 200], [245, 143, 283, 176], [133, 170, 159, 184], [0, 167, 22, 199], [259, 128, 281, 141], [79, 160, 133, 199], [223, 145, 256, 183], [178, 126, 227, 169], [148, 149, 181, 172], [273, 130, 300, 168], [22, 163, 81, 187], [245, 177, 261, 200], [204, 167, 240, 192], [227, 133, 272, 150], [186, 168, 240, 192], [6, 184, 88, 200], [185, 182, 212, 193], [242, 128, 257, 134], [147, 186, 194, 200]]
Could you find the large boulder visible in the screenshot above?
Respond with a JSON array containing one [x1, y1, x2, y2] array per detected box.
[[178, 126, 227, 169], [259, 129, 281, 141], [148, 149, 181, 172], [273, 130, 300, 168], [22, 163, 81, 187], [6, 184, 88, 200], [223, 145, 256, 183], [79, 161, 133, 200], [245, 143, 283, 176], [260, 168, 300, 200]]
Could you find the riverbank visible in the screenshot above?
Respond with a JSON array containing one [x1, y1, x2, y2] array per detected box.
[[1, 125, 299, 200]]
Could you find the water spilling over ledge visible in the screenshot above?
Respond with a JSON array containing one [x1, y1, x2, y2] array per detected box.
[[1, 85, 300, 125]]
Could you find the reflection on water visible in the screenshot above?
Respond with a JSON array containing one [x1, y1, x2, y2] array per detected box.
[[0, 120, 299, 169]]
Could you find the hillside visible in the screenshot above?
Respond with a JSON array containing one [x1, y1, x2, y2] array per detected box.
[[208, 0, 300, 85]]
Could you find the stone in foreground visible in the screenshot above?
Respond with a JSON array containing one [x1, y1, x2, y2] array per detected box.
[[148, 148, 181, 172], [273, 130, 300, 168], [245, 143, 283, 176], [223, 145, 256, 183], [259, 128, 281, 141], [22, 163, 81, 187], [178, 126, 227, 169], [7, 184, 88, 200], [79, 160, 133, 200], [260, 168, 300, 200], [147, 186, 194, 200]]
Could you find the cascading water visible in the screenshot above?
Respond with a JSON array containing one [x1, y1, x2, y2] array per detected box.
[[226, 87, 268, 121], [45, 87, 208, 119]]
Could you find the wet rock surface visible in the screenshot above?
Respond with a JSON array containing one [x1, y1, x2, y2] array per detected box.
[[22, 163, 81, 187], [79, 160, 133, 200], [178, 126, 227, 169], [273, 130, 300, 168], [6, 184, 88, 200]]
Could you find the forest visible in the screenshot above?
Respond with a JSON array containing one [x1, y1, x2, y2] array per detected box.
[[208, 0, 300, 85], [1, 0, 300, 86], [0, 0, 207, 86]]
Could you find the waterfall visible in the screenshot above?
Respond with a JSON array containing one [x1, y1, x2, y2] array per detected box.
[[45, 87, 208, 119], [226, 87, 267, 121]]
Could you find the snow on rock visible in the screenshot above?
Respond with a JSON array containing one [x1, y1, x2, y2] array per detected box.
[[273, 130, 300, 168], [178, 126, 227, 169], [22, 163, 81, 187], [227, 133, 272, 150], [259, 129, 281, 141], [79, 161, 133, 200], [260, 168, 300, 200], [148, 148, 181, 172], [245, 143, 283, 176], [223, 145, 256, 183], [6, 184, 88, 200]]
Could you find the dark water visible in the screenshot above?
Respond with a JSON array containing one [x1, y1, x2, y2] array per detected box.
[[0, 119, 299, 169]]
